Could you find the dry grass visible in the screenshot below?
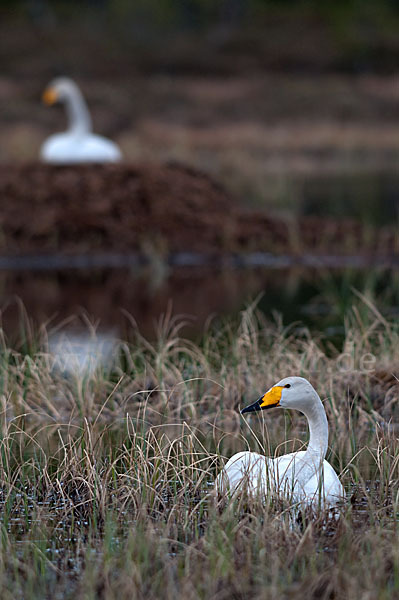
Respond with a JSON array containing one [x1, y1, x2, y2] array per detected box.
[[0, 302, 398, 598]]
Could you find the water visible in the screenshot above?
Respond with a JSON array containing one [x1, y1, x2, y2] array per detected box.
[[0, 261, 397, 374], [300, 171, 399, 226], [48, 331, 117, 375]]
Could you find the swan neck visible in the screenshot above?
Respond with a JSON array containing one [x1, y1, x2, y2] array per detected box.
[[65, 87, 92, 134], [303, 397, 328, 462]]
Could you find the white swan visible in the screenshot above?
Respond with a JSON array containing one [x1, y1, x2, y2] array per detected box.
[[40, 77, 122, 164], [216, 376, 344, 508]]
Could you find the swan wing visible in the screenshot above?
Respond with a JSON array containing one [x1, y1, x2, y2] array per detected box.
[[216, 451, 274, 497], [216, 450, 344, 507], [303, 460, 345, 504], [40, 133, 122, 163], [273, 453, 344, 506], [79, 134, 122, 162]]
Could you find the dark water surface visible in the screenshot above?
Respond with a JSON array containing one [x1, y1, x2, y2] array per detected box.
[[0, 262, 397, 357], [300, 170, 399, 226]]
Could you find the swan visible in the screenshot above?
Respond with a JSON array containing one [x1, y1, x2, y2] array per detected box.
[[216, 376, 345, 508], [40, 77, 122, 164]]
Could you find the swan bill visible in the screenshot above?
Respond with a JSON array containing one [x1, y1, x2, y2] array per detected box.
[[241, 386, 283, 414], [42, 88, 58, 105]]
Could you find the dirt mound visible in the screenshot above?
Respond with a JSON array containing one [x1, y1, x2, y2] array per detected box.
[[0, 162, 235, 254], [0, 162, 275, 255], [0, 163, 396, 258]]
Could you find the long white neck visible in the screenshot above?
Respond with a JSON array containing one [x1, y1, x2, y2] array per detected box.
[[64, 86, 92, 135], [302, 396, 329, 463]]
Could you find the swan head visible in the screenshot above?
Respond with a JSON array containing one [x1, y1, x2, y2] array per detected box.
[[241, 376, 320, 415], [42, 77, 80, 106]]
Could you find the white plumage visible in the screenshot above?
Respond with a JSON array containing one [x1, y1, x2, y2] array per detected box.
[[40, 77, 122, 164], [216, 376, 344, 508]]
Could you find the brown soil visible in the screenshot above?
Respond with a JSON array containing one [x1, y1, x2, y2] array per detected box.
[[0, 163, 397, 258]]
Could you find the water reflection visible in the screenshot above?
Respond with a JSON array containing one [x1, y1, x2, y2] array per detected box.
[[0, 264, 397, 346], [48, 331, 117, 375]]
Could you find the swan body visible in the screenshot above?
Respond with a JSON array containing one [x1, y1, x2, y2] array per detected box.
[[216, 377, 345, 508], [40, 77, 122, 164]]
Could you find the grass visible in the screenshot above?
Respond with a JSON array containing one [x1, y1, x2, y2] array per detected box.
[[0, 302, 398, 598]]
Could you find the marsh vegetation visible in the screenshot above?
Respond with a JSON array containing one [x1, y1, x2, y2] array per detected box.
[[2, 2, 399, 598], [0, 301, 398, 599]]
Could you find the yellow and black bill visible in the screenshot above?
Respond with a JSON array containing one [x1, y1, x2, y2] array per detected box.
[[240, 386, 283, 414], [42, 87, 58, 105]]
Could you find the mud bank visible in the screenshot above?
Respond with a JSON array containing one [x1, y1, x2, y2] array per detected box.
[[0, 163, 396, 259]]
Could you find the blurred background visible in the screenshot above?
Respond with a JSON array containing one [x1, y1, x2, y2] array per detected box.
[[0, 0, 399, 357]]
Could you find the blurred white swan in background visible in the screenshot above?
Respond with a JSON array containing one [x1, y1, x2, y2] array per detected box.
[[40, 77, 122, 164], [216, 376, 345, 508]]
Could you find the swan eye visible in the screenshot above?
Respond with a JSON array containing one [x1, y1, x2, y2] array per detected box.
[[284, 384, 291, 389]]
